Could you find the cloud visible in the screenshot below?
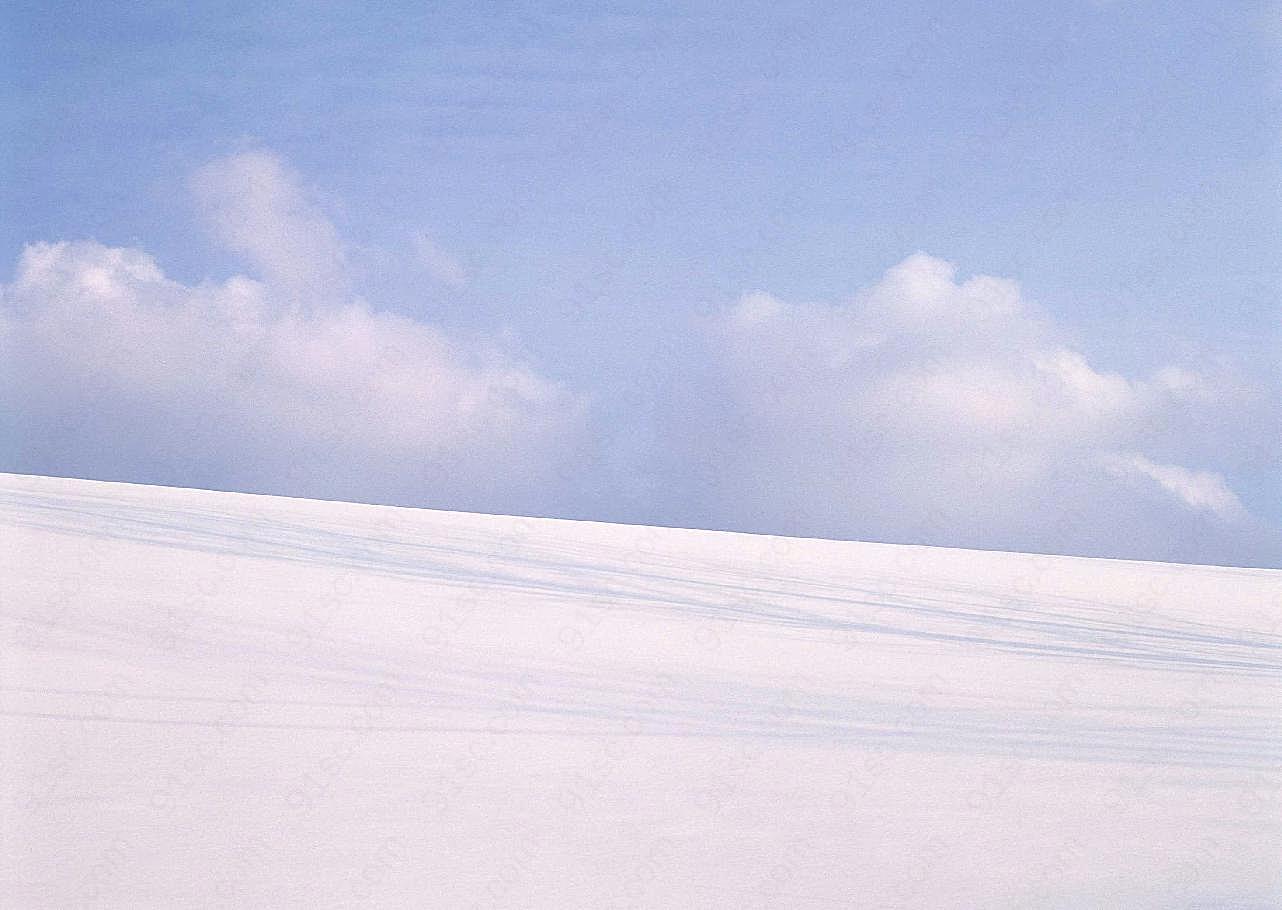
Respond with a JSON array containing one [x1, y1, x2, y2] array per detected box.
[[1105, 454, 1246, 520], [1, 154, 586, 514], [2, 151, 1275, 566], [189, 151, 349, 304], [681, 252, 1277, 565], [412, 233, 468, 288]]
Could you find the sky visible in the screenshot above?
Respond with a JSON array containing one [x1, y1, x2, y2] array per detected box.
[[2, 0, 1280, 567]]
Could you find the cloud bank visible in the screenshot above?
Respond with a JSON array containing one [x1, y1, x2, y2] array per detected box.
[[2, 153, 1277, 566], [1, 152, 585, 515], [664, 253, 1278, 566]]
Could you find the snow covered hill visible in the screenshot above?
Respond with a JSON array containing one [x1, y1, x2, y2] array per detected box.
[[2, 473, 1279, 908]]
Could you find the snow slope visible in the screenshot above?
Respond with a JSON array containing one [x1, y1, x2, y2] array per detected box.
[[2, 472, 1280, 908]]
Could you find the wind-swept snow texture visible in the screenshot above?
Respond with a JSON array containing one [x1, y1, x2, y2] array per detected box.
[[2, 473, 1280, 908]]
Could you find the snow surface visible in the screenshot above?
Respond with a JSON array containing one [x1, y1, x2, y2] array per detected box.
[[2, 472, 1280, 908]]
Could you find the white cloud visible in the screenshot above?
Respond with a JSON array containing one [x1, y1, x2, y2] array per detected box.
[[1105, 454, 1246, 520], [857, 252, 1025, 330], [692, 251, 1265, 563], [189, 151, 349, 304], [1033, 349, 1139, 417], [2, 153, 586, 514], [3, 156, 1275, 565]]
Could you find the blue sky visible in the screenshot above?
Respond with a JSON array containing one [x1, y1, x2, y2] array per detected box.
[[3, 1, 1280, 565]]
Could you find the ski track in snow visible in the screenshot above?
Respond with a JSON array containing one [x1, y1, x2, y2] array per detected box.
[[2, 473, 1280, 908]]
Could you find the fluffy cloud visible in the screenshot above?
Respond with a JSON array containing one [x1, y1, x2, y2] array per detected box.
[[2, 153, 1275, 565], [1, 153, 585, 514], [189, 151, 350, 305], [683, 252, 1278, 565]]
